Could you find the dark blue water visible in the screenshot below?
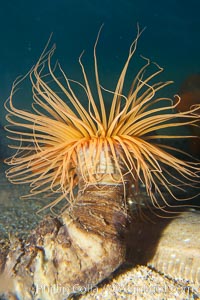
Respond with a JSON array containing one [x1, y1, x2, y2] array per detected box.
[[0, 0, 199, 125]]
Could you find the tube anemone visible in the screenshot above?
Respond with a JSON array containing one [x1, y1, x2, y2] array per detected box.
[[1, 26, 200, 299], [4, 26, 200, 214]]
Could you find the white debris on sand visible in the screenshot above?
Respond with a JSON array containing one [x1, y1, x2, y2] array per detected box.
[[77, 265, 199, 300]]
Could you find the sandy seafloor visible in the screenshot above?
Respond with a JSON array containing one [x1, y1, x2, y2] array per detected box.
[[0, 159, 200, 300]]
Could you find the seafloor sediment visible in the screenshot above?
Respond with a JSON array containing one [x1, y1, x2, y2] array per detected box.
[[0, 161, 200, 300]]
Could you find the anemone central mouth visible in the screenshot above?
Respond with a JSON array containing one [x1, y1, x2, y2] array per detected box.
[[76, 144, 130, 187]]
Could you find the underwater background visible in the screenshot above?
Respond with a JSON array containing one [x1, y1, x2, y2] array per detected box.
[[0, 0, 199, 114], [0, 0, 199, 157]]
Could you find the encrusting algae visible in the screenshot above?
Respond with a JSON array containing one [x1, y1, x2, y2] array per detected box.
[[0, 25, 200, 299]]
